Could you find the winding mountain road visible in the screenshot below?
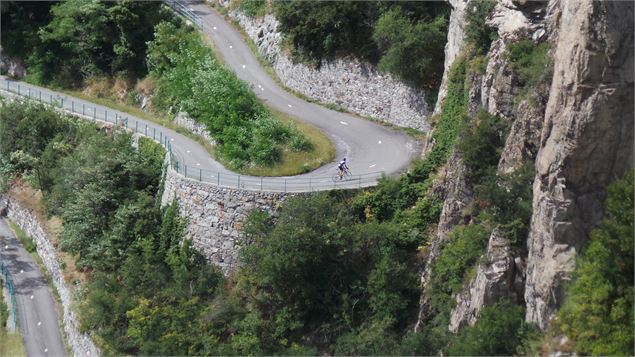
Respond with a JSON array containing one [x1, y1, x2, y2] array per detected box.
[[181, 0, 420, 178], [0, 1, 421, 192], [0, 219, 66, 357]]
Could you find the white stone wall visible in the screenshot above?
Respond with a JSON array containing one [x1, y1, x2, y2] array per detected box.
[[161, 164, 300, 273], [2, 197, 100, 357], [229, 11, 431, 131]]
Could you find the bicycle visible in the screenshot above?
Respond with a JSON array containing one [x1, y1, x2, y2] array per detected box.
[[332, 168, 352, 182]]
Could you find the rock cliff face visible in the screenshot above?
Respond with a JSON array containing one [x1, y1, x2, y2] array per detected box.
[[417, 0, 633, 333], [524, 0, 634, 329], [226, 9, 431, 131]]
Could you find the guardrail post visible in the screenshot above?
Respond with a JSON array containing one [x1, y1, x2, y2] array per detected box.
[[28, 88, 30, 98], [145, 124, 148, 136], [309, 177, 312, 191], [39, 91, 41, 102], [284, 179, 287, 192], [105, 109, 107, 121], [135, 121, 138, 133], [184, 165, 187, 177], [72, 101, 74, 112], [237, 175, 240, 188], [217, 173, 220, 185], [359, 176, 361, 188], [82, 103, 85, 115], [260, 177, 263, 191], [153, 127, 156, 140], [176, 160, 179, 173], [125, 117, 128, 129], [93, 107, 96, 119], [50, 94, 52, 103], [60, 98, 64, 108], [17, 84, 19, 95], [199, 168, 202, 181], [160, 131, 162, 143], [6, 81, 8, 91]]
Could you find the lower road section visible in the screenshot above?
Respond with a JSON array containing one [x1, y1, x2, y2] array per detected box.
[[0, 219, 66, 357]]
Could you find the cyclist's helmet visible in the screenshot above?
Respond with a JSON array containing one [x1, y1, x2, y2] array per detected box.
[[342, 158, 346, 162]]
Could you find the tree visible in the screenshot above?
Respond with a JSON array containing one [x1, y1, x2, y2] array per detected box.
[[373, 9, 447, 88]]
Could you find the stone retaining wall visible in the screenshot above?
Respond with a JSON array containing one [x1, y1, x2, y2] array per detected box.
[[160, 163, 300, 273], [228, 10, 431, 131], [0, 196, 100, 357]]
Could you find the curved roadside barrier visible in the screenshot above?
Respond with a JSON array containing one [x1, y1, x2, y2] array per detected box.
[[0, 79, 384, 192]]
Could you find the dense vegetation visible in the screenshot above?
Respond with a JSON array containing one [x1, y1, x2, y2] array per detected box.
[[1, 1, 312, 169], [272, 1, 449, 89], [147, 22, 310, 168], [1, 0, 167, 87], [507, 39, 553, 104], [556, 170, 634, 356]]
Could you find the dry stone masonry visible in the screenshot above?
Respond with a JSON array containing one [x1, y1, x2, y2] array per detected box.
[[0, 196, 101, 357], [227, 10, 431, 131], [160, 163, 300, 274]]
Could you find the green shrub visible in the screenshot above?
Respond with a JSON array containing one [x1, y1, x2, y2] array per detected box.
[[447, 300, 527, 356], [147, 20, 310, 168], [464, 0, 497, 54], [0, 290, 8, 328], [239, 0, 267, 17], [556, 170, 634, 356], [474, 163, 534, 249], [373, 9, 447, 88], [456, 108, 509, 183], [429, 224, 491, 317], [507, 40, 553, 103]]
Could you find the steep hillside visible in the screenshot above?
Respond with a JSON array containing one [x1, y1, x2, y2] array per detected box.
[[416, 0, 633, 354]]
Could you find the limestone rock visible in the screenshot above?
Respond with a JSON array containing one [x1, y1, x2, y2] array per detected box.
[[525, 0, 634, 329], [448, 228, 523, 332]]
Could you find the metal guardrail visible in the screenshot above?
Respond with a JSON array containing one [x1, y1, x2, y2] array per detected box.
[[0, 79, 385, 192], [164, 0, 203, 28], [0, 260, 17, 329]]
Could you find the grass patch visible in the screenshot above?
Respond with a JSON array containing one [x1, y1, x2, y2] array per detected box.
[[61, 87, 334, 176], [8, 220, 36, 254], [242, 107, 335, 176], [0, 330, 26, 357], [60, 89, 172, 127]]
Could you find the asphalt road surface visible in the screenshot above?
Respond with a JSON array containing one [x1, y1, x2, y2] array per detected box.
[[0, 219, 66, 357], [183, 0, 421, 177], [0, 1, 421, 191]]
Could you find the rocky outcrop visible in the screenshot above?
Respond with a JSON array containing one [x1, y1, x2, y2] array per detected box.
[[228, 11, 431, 131], [0, 48, 26, 79], [524, 0, 634, 329], [449, 228, 524, 332], [415, 150, 472, 330], [2, 196, 100, 357], [433, 0, 468, 115], [173, 111, 216, 145], [160, 161, 300, 274]]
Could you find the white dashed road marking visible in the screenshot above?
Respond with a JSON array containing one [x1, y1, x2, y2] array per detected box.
[[30, 295, 34, 300], [37, 321, 41, 326], [170, 138, 174, 141], [20, 269, 23, 273], [44, 348, 48, 353], [369, 164, 376, 168], [213, 26, 217, 30], [186, 150, 191, 153], [340, 121, 349, 125], [229, 45, 233, 49], [196, 163, 201, 166], [4, 245, 7, 249], [378, 140, 382, 144], [242, 64, 246, 68], [288, 104, 292, 108]]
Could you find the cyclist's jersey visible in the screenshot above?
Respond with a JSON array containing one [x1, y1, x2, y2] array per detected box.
[[338, 160, 347, 170]]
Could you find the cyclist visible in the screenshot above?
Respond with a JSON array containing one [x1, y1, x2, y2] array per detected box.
[[337, 158, 349, 180]]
